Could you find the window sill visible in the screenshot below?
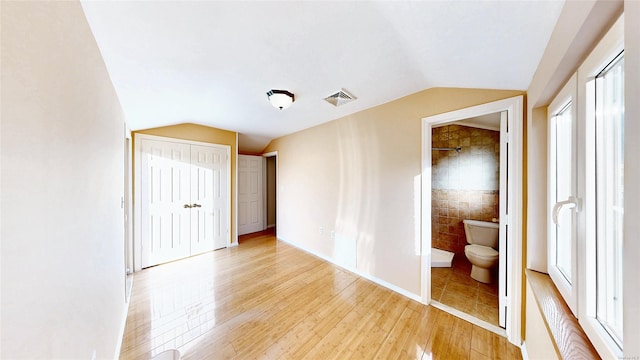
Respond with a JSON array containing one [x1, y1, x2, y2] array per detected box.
[[525, 269, 600, 359]]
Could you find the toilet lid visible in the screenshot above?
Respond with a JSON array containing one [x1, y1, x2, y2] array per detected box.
[[466, 244, 499, 259]]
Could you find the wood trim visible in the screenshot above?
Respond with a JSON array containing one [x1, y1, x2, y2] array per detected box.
[[525, 269, 600, 359]]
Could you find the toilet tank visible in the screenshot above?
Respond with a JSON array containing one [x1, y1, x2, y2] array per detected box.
[[463, 219, 499, 249]]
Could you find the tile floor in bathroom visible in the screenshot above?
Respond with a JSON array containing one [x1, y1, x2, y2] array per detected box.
[[431, 255, 500, 327]]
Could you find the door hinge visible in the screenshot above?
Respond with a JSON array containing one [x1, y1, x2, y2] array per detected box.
[[505, 132, 510, 144]]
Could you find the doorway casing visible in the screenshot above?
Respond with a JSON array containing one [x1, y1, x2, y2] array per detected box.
[[421, 96, 524, 345], [262, 151, 278, 238]]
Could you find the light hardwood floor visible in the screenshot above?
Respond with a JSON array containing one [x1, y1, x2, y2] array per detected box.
[[120, 231, 522, 359]]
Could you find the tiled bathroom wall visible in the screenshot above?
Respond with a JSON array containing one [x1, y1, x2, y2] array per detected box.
[[431, 124, 500, 256]]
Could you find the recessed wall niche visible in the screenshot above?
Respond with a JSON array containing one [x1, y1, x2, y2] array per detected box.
[[431, 124, 500, 256]]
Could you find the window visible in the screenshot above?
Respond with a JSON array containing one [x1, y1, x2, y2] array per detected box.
[[594, 51, 624, 348], [548, 74, 578, 315], [547, 14, 624, 359]]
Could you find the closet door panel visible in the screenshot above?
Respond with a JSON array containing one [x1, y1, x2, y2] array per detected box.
[[190, 144, 229, 254], [140, 139, 191, 268]]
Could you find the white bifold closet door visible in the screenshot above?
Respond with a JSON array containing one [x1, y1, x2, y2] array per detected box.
[[138, 136, 229, 268]]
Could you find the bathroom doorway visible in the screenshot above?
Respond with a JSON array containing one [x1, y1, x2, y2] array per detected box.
[[421, 96, 523, 345], [430, 115, 502, 328]]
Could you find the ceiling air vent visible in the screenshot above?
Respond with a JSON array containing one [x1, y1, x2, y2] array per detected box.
[[324, 88, 357, 107]]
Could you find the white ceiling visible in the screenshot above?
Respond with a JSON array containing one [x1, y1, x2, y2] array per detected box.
[[81, 1, 564, 153]]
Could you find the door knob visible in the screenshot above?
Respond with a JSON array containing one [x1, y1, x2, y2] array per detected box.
[[184, 204, 192, 208]]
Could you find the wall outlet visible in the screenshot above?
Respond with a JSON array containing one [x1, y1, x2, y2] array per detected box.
[[319, 226, 324, 235], [330, 230, 335, 239]]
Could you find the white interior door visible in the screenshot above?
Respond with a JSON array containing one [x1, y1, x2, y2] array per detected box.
[[238, 155, 264, 235], [140, 139, 191, 268], [190, 144, 229, 254], [498, 110, 508, 328]]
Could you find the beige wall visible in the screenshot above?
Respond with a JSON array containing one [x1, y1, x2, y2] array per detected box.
[[524, 1, 640, 358], [1, 1, 126, 358], [264, 87, 523, 296], [134, 123, 238, 244]]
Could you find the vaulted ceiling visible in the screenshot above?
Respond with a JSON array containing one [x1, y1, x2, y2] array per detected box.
[[81, 1, 564, 152]]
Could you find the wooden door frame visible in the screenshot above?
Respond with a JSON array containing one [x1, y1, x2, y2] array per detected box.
[[133, 133, 231, 272], [421, 96, 524, 346]]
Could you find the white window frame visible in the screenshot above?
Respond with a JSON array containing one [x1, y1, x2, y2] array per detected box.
[[594, 51, 624, 346], [547, 14, 625, 360], [576, 15, 625, 359], [547, 73, 578, 315]]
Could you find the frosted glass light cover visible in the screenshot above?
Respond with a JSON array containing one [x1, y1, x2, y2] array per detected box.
[[267, 90, 294, 110]]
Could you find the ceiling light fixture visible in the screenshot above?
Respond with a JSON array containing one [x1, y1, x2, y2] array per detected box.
[[266, 89, 295, 110]]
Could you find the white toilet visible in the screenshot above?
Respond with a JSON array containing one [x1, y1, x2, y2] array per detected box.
[[463, 219, 499, 283]]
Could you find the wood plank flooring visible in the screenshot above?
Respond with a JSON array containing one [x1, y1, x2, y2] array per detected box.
[[120, 231, 522, 359]]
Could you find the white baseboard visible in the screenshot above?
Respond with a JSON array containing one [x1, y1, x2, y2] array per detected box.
[[356, 267, 423, 303], [278, 236, 422, 304], [229, 233, 239, 247], [114, 277, 134, 359], [520, 341, 529, 360]]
